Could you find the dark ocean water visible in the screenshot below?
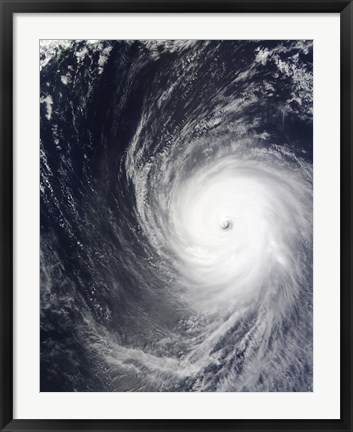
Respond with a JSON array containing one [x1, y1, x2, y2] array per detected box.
[[40, 40, 313, 392]]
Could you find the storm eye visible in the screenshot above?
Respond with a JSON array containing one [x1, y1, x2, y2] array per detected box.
[[219, 216, 232, 230]]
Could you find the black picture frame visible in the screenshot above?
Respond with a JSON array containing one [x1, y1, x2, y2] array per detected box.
[[1, 1, 352, 431]]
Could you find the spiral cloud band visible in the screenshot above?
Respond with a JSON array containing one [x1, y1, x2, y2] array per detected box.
[[40, 40, 313, 392]]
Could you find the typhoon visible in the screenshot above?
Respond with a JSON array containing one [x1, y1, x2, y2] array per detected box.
[[40, 40, 313, 392]]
